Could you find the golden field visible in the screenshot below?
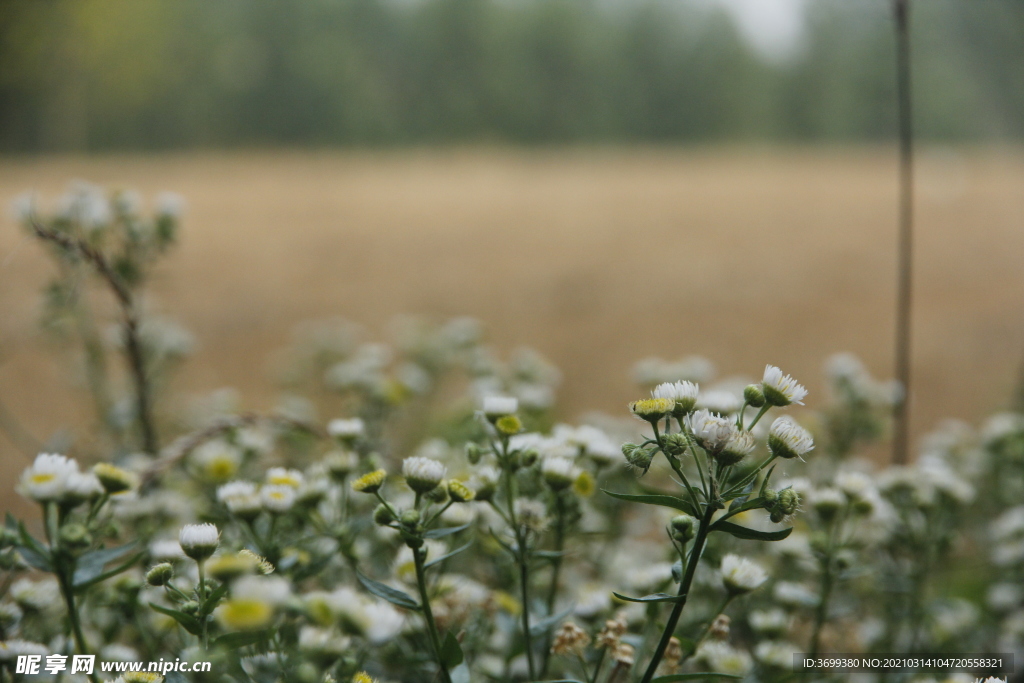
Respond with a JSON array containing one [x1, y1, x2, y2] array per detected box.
[[1, 148, 1022, 515]]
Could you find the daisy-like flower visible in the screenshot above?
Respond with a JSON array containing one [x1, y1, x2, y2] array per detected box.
[[761, 365, 807, 407], [717, 430, 756, 466], [327, 418, 365, 444], [402, 457, 446, 494], [191, 440, 242, 483], [686, 409, 736, 452], [0, 639, 49, 661], [352, 673, 377, 683], [351, 469, 387, 494], [542, 457, 579, 490], [63, 471, 104, 505], [261, 484, 297, 513], [447, 480, 476, 503], [652, 381, 699, 416], [482, 395, 519, 419], [767, 416, 814, 460], [239, 549, 275, 575], [17, 453, 80, 502], [149, 539, 186, 561], [178, 523, 220, 561], [720, 554, 768, 595], [629, 397, 675, 423], [265, 467, 304, 488], [217, 480, 262, 518]]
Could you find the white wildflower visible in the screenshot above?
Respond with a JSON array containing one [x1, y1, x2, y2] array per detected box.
[[402, 456, 446, 493], [720, 554, 768, 594], [178, 523, 219, 561], [327, 418, 365, 441], [265, 467, 304, 489], [761, 365, 807, 406], [686, 409, 735, 452], [261, 484, 297, 513], [17, 453, 80, 502], [768, 416, 814, 459], [482, 395, 518, 418]]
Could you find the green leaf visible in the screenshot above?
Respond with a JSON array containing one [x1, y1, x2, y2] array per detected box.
[[73, 541, 139, 586], [14, 544, 52, 572], [718, 497, 766, 523], [213, 630, 272, 649], [201, 582, 230, 612], [149, 602, 203, 635], [529, 605, 574, 637], [612, 592, 686, 604], [423, 523, 471, 539], [425, 541, 473, 569], [710, 521, 793, 542], [74, 553, 144, 591], [652, 674, 742, 682], [440, 631, 465, 669], [356, 571, 420, 611], [602, 490, 698, 517], [533, 549, 572, 560]]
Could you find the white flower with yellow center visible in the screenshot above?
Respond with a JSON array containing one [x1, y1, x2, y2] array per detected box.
[[761, 365, 807, 407], [768, 416, 814, 460], [686, 409, 736, 452], [402, 456, 446, 494], [265, 467, 304, 489], [191, 440, 242, 482], [261, 484, 296, 513], [17, 453, 79, 502], [217, 480, 261, 517], [720, 554, 768, 595]]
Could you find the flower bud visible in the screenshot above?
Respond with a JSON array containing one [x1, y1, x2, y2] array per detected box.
[[716, 431, 755, 467], [425, 484, 450, 505], [146, 563, 174, 587], [777, 488, 800, 516], [179, 523, 220, 562], [465, 442, 486, 465], [670, 514, 697, 543], [59, 523, 91, 551], [542, 457, 578, 491], [661, 433, 688, 458], [400, 509, 421, 527], [743, 384, 766, 408], [180, 600, 200, 615], [403, 457, 446, 494], [622, 443, 653, 472]]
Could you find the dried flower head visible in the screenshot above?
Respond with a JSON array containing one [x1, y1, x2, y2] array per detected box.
[[550, 621, 591, 656]]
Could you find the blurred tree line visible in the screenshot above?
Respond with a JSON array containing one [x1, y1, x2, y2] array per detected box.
[[0, 0, 1021, 151]]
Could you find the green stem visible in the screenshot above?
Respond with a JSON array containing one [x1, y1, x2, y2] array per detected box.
[[413, 546, 452, 683], [58, 570, 100, 683], [639, 498, 718, 683], [541, 495, 567, 676], [197, 560, 209, 650], [746, 405, 771, 430]]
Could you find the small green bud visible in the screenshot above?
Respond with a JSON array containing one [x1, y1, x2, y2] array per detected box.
[[769, 510, 785, 524], [763, 488, 779, 507], [373, 504, 396, 526], [622, 443, 654, 472], [669, 514, 698, 543], [465, 443, 486, 465], [743, 384, 766, 408], [778, 488, 800, 516], [520, 449, 539, 468], [400, 509, 421, 527], [425, 484, 450, 505], [59, 523, 91, 551], [180, 600, 200, 615], [447, 480, 476, 503], [661, 433, 688, 457], [146, 563, 175, 586]]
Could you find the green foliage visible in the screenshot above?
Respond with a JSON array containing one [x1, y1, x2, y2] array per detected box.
[[1, 0, 1022, 150]]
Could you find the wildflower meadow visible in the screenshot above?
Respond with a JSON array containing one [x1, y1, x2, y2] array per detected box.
[[1, 185, 1021, 683]]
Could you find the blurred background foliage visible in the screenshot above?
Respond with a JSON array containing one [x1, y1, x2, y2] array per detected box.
[[1, 0, 1022, 152]]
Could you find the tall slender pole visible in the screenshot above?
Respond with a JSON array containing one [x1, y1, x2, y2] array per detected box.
[[892, 0, 914, 465]]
